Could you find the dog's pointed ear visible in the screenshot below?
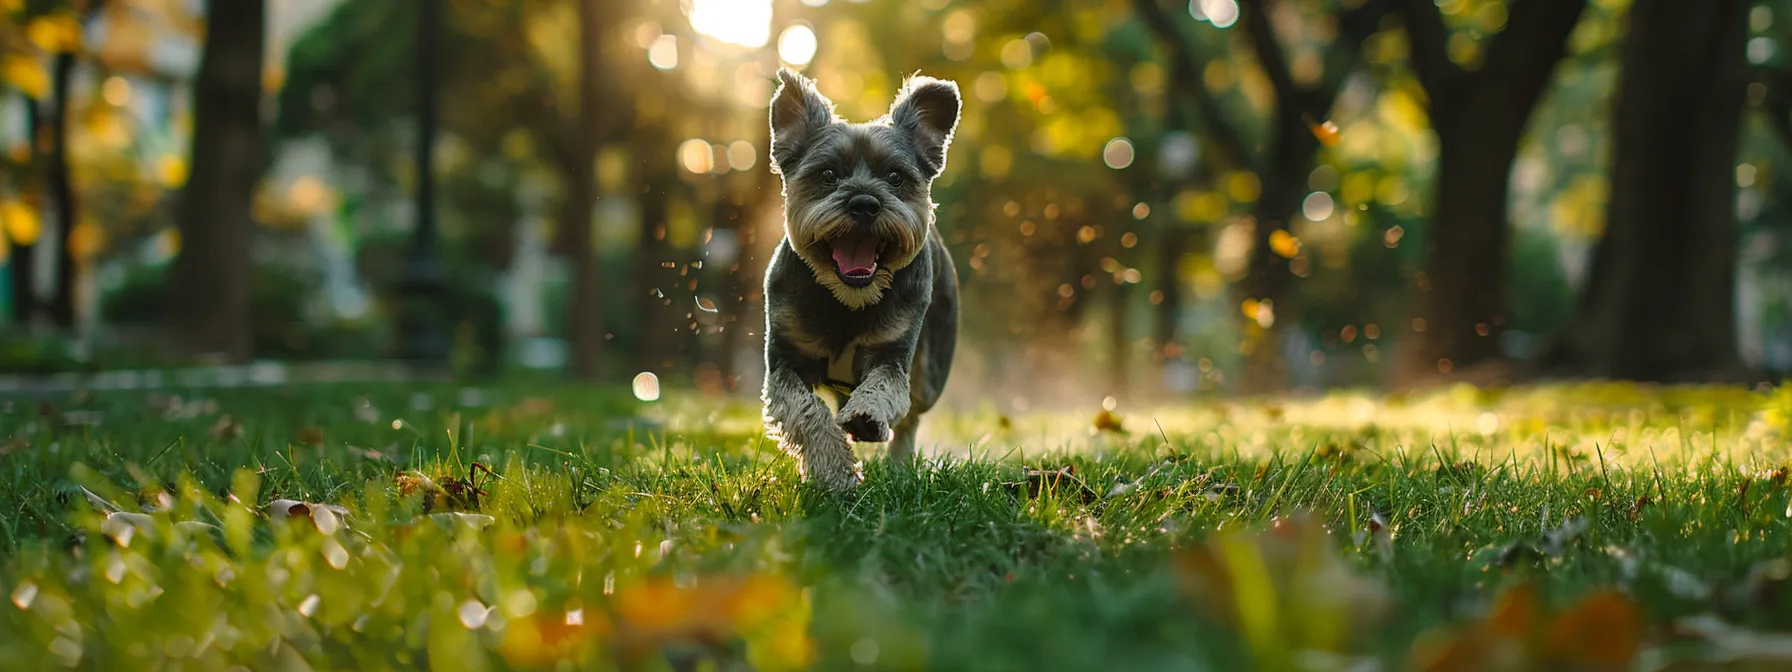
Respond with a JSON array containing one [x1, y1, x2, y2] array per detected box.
[[889, 74, 961, 179], [769, 68, 835, 175]]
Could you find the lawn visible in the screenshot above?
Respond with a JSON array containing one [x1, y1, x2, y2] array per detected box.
[[4, 380, 1792, 670]]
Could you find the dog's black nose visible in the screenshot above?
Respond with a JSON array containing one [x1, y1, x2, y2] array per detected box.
[[847, 195, 882, 221]]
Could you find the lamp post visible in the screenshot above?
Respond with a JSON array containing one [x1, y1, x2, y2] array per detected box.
[[395, 0, 450, 368]]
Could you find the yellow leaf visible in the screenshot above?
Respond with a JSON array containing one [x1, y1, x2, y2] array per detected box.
[[2, 54, 50, 99], [1307, 117, 1341, 147], [1268, 229, 1301, 259], [26, 15, 83, 53], [157, 155, 189, 188], [1, 199, 42, 246]]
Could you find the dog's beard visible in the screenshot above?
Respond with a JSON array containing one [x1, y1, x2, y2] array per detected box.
[[785, 193, 930, 310]]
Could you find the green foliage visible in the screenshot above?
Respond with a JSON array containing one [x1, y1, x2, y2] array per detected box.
[[99, 263, 384, 361]]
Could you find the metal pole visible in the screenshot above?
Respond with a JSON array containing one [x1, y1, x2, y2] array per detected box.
[[396, 0, 449, 366]]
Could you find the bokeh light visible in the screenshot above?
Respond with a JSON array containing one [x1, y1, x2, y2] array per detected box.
[[632, 372, 661, 402], [1192, 0, 1240, 28], [727, 141, 757, 171], [678, 139, 714, 174], [1301, 192, 1335, 221], [648, 35, 679, 70], [778, 24, 818, 66], [1103, 138, 1135, 170]]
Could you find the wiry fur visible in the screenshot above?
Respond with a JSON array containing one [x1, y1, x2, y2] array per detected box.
[[761, 69, 962, 489]]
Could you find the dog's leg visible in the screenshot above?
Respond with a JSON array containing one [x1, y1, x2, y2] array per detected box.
[[762, 344, 860, 490], [836, 340, 917, 445]]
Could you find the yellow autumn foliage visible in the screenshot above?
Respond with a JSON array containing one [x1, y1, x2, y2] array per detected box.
[[2, 53, 49, 99], [1, 199, 42, 246]]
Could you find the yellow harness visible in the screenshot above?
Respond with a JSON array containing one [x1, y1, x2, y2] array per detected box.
[[814, 342, 858, 414]]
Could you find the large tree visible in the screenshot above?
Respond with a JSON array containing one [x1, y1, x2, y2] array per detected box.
[[1536, 0, 1752, 382], [1134, 0, 1387, 392], [563, 0, 611, 381], [1393, 0, 1589, 385], [167, 0, 266, 362]]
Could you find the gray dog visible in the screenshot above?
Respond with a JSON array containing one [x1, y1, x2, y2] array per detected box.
[[759, 68, 962, 490]]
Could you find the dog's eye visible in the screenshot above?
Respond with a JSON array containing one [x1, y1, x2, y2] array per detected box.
[[887, 171, 903, 186], [821, 169, 838, 185]]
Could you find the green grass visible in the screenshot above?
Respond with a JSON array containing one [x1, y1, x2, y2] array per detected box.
[[4, 381, 1792, 670]]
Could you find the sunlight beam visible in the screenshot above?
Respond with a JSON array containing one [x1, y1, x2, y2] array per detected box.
[[688, 0, 772, 49]]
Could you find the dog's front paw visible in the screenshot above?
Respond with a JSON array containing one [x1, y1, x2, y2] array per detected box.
[[839, 411, 892, 443]]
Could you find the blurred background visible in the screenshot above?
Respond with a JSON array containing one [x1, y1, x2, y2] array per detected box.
[[0, 0, 1784, 408]]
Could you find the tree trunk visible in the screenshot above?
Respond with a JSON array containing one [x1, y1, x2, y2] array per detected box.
[[1394, 0, 1588, 386], [11, 95, 40, 326], [168, 0, 265, 362], [1404, 124, 1525, 378], [564, 0, 604, 380], [46, 50, 77, 330], [1537, 0, 1751, 382]]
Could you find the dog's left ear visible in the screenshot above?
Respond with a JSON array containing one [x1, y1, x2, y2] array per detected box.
[[889, 75, 961, 179]]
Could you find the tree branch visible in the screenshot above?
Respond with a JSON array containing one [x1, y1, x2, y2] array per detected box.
[[1393, 0, 1460, 102], [1245, 0, 1387, 120], [1131, 0, 1249, 170], [1240, 0, 1302, 114], [1321, 0, 1390, 95], [1478, 0, 1591, 92]]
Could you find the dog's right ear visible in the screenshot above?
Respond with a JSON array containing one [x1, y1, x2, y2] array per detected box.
[[769, 68, 835, 175]]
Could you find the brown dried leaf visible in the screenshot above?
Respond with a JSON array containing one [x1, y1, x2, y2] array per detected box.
[[1545, 590, 1641, 667], [1092, 409, 1124, 433], [296, 426, 325, 446], [209, 414, 242, 439]]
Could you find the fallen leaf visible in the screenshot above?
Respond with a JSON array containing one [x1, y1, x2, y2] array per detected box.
[[268, 498, 350, 534], [1174, 514, 1390, 662], [1005, 466, 1098, 503], [1306, 115, 1341, 147], [100, 511, 154, 547], [1093, 409, 1125, 433], [1546, 590, 1641, 667], [296, 426, 325, 446], [210, 415, 242, 439], [397, 463, 498, 512]]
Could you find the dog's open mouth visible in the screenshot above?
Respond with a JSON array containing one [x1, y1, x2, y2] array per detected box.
[[829, 231, 883, 288]]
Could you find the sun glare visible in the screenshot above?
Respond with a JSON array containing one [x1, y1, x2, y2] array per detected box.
[[688, 0, 772, 49]]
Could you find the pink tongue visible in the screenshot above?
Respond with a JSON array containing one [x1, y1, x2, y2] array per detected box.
[[831, 233, 878, 277]]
